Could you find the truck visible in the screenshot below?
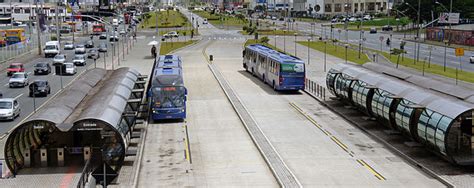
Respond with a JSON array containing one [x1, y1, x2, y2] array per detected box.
[[43, 41, 60, 58], [92, 24, 106, 35]]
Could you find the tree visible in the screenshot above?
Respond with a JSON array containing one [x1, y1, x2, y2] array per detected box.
[[393, 0, 474, 25]]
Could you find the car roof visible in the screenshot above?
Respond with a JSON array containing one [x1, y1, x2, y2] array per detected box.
[[64, 62, 74, 65], [0, 98, 14, 102], [12, 72, 25, 75]]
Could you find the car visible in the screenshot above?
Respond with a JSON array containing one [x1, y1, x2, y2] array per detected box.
[[0, 98, 20, 120], [119, 29, 126, 35], [363, 15, 372, 21], [53, 54, 66, 64], [7, 63, 25, 77], [98, 43, 107, 52], [382, 25, 393, 31], [271, 16, 277, 20], [470, 55, 474, 64], [99, 33, 107, 39], [85, 40, 94, 48], [203, 18, 208, 24], [279, 17, 284, 21], [64, 63, 77, 75], [349, 17, 357, 22], [87, 49, 100, 59], [9, 72, 29, 88], [110, 34, 119, 42], [75, 44, 86, 54], [29, 80, 51, 97], [34, 62, 51, 75], [73, 54, 86, 66], [64, 41, 74, 50], [369, 27, 377, 34], [163, 31, 179, 38]]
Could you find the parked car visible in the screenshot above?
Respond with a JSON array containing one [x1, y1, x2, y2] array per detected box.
[[29, 80, 51, 97], [0, 98, 20, 120], [369, 27, 377, 34], [64, 63, 77, 75], [75, 44, 86, 54], [470, 55, 474, 64], [99, 33, 107, 39], [53, 54, 66, 64], [348, 17, 357, 22], [163, 31, 179, 38], [34, 62, 51, 75], [7, 63, 25, 77], [85, 40, 94, 48], [363, 15, 372, 20], [382, 25, 393, 31], [9, 72, 29, 88], [73, 54, 86, 66], [98, 43, 108, 52], [87, 49, 100, 59], [203, 18, 208, 24], [64, 41, 74, 50]]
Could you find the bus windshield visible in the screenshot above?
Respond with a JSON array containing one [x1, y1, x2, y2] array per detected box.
[[280, 63, 304, 73], [152, 86, 186, 108]]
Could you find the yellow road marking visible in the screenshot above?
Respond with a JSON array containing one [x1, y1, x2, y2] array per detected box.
[[183, 124, 192, 164], [330, 136, 349, 152], [357, 159, 386, 180]]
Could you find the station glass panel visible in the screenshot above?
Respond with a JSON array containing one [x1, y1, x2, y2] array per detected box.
[[435, 116, 452, 155], [427, 112, 443, 147], [395, 99, 414, 133], [418, 109, 433, 144], [326, 70, 338, 96], [351, 81, 369, 109], [371, 90, 393, 122]]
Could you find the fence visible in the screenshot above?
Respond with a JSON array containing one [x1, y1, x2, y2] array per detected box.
[[304, 78, 326, 101], [0, 35, 47, 63]]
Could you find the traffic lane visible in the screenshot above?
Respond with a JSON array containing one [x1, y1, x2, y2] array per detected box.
[[0, 55, 96, 135]]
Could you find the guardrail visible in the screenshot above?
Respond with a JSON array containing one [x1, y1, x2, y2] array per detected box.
[[77, 159, 93, 188], [305, 78, 326, 100]]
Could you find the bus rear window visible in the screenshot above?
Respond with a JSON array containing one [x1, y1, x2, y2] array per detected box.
[[280, 64, 304, 73]]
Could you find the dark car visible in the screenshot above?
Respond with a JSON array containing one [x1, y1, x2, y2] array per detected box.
[[382, 25, 393, 31], [369, 27, 377, 34], [87, 49, 100, 59], [85, 40, 94, 48], [99, 33, 107, 39], [34, 62, 51, 75], [29, 80, 51, 97], [109, 35, 119, 42], [98, 43, 107, 52]]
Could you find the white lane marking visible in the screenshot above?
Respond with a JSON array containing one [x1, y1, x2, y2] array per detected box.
[[14, 93, 23, 100]]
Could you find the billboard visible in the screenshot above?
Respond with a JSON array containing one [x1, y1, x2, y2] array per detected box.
[[439, 12, 460, 24]]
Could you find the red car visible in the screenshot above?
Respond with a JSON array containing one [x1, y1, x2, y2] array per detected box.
[[7, 63, 25, 77]]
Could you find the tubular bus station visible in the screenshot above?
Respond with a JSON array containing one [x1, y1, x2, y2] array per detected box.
[[326, 63, 474, 165], [4, 67, 146, 177]]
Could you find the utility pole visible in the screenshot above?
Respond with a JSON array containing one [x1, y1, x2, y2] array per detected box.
[[55, 2, 60, 44], [36, 0, 42, 55]]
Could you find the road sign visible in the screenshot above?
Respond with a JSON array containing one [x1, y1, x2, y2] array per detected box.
[[455, 48, 464, 56], [379, 36, 384, 41]]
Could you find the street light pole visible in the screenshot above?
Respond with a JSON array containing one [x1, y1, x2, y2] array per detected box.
[[35, 1, 42, 55], [294, 33, 297, 56], [307, 37, 310, 65]]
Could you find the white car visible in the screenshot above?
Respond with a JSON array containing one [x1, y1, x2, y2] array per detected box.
[[64, 41, 74, 50], [73, 54, 86, 66], [349, 17, 357, 22], [9, 72, 29, 88], [470, 55, 474, 64], [0, 98, 20, 120], [53, 54, 66, 64], [363, 15, 372, 20], [163, 31, 179, 38], [64, 63, 77, 75], [75, 44, 86, 54]]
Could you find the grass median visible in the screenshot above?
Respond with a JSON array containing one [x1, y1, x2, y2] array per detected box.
[[160, 40, 197, 55], [141, 10, 191, 28], [240, 29, 300, 36], [297, 41, 370, 64], [192, 10, 248, 27]]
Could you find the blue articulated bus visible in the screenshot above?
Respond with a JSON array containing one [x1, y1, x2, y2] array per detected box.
[[148, 56, 187, 120], [243, 44, 305, 91], [156, 55, 182, 68]]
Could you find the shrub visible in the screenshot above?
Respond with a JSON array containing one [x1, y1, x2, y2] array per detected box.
[[259, 36, 269, 44]]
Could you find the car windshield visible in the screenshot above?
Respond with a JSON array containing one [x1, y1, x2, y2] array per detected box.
[[45, 45, 56, 50], [76, 45, 84, 48], [11, 74, 24, 78], [74, 56, 83, 60], [151, 86, 186, 108], [0, 101, 12, 109], [9, 64, 21, 69], [35, 63, 47, 67], [54, 55, 64, 59], [33, 81, 47, 86], [65, 64, 74, 68]]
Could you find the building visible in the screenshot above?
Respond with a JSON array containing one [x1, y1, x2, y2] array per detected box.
[[323, 0, 391, 16]]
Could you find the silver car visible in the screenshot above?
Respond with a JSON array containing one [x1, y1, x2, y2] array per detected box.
[[73, 54, 86, 66], [64, 41, 74, 50], [9, 72, 29, 88], [64, 63, 77, 75], [75, 44, 86, 54], [470, 55, 474, 64], [0, 98, 20, 120], [53, 54, 66, 64]]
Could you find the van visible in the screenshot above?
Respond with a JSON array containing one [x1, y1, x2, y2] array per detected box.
[[112, 19, 119, 26], [44, 41, 60, 58]]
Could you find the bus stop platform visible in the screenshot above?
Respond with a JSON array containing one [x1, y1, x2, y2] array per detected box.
[[0, 166, 82, 188]]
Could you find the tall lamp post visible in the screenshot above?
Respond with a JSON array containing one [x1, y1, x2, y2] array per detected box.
[[435, 1, 451, 72], [307, 37, 310, 65], [294, 33, 297, 56]]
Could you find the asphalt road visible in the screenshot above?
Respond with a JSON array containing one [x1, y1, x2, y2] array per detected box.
[[275, 20, 474, 72], [0, 34, 111, 136]]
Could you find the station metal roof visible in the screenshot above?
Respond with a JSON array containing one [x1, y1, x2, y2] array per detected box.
[[75, 67, 139, 129], [333, 63, 474, 119], [363, 63, 474, 104]]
